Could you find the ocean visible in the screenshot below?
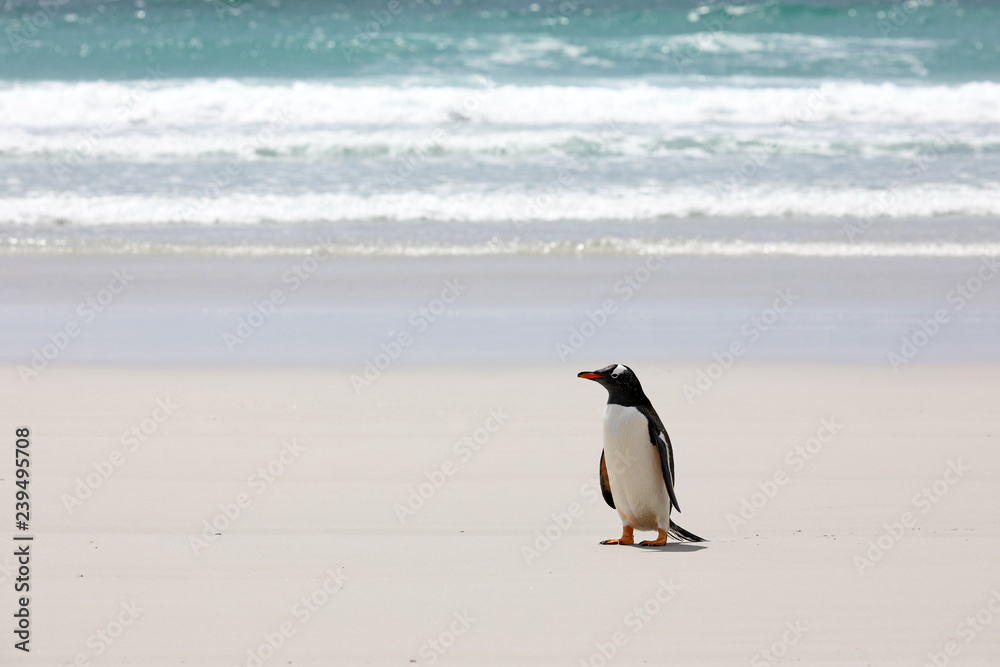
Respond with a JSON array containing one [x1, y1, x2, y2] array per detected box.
[[1, 0, 998, 256]]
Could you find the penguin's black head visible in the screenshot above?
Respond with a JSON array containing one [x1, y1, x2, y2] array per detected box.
[[577, 363, 649, 407]]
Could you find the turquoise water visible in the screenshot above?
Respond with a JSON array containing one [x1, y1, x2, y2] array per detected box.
[[3, 0, 998, 81], [1, 0, 999, 253], [2, 2, 999, 366]]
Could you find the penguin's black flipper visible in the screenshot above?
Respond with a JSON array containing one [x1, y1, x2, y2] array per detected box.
[[637, 405, 680, 514], [599, 450, 615, 509], [668, 520, 705, 543]]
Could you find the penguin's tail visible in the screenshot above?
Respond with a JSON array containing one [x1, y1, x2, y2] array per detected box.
[[668, 520, 706, 543]]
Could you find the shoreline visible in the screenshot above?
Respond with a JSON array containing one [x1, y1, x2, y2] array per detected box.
[[2, 253, 998, 367], [2, 216, 999, 258]]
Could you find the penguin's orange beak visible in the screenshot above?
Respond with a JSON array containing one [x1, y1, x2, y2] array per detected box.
[[577, 372, 602, 380]]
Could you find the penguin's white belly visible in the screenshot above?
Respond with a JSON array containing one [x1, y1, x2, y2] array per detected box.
[[603, 404, 670, 532]]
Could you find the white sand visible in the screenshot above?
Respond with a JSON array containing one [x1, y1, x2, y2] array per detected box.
[[4, 360, 999, 665]]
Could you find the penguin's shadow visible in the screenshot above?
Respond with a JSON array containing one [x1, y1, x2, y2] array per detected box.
[[621, 543, 708, 553]]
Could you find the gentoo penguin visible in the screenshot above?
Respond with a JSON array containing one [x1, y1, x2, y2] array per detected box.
[[578, 364, 704, 546]]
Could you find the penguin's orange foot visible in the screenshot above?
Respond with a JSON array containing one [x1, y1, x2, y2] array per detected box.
[[638, 529, 668, 547], [601, 526, 634, 545]]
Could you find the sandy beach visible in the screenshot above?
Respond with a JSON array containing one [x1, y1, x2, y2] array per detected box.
[[3, 360, 998, 666], [2, 253, 998, 665]]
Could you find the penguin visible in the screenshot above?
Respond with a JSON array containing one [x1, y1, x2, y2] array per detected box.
[[578, 363, 704, 546]]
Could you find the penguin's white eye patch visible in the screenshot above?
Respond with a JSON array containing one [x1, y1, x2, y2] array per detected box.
[[611, 364, 626, 378]]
